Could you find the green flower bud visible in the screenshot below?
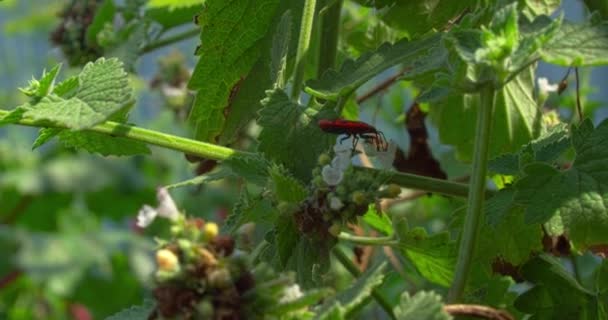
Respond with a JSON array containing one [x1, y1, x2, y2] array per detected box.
[[208, 268, 232, 289], [386, 184, 402, 198], [318, 153, 332, 166], [351, 191, 367, 205], [328, 222, 342, 237]]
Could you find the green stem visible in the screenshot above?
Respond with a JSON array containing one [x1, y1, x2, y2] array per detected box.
[[139, 28, 200, 54], [448, 85, 496, 303], [317, 0, 342, 76], [291, 0, 318, 101], [337, 232, 398, 246], [0, 109, 251, 161], [355, 166, 487, 199], [332, 247, 396, 320]]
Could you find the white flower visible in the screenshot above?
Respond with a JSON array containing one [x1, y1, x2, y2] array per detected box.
[[322, 164, 344, 186], [136, 187, 179, 228], [375, 140, 397, 169], [333, 141, 351, 154], [136, 205, 158, 228], [156, 187, 179, 220], [332, 152, 351, 171], [538, 77, 558, 94], [280, 284, 303, 303], [329, 196, 344, 210]]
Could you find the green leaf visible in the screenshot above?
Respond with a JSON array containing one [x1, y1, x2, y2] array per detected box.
[[485, 188, 516, 226], [286, 237, 334, 289], [270, 10, 292, 88], [478, 208, 542, 266], [397, 229, 456, 287], [515, 119, 608, 246], [23, 58, 131, 130], [488, 123, 570, 175], [187, 0, 280, 142], [32, 128, 62, 149], [393, 291, 451, 320], [316, 262, 387, 319], [305, 33, 445, 101], [0, 107, 26, 126], [105, 300, 154, 320], [269, 164, 307, 203], [541, 17, 608, 66], [275, 214, 299, 268], [53, 76, 79, 98], [225, 189, 277, 233], [522, 0, 561, 17], [146, 0, 205, 28], [357, 0, 472, 38], [362, 205, 393, 236], [429, 65, 542, 162], [514, 254, 605, 319], [258, 89, 335, 181], [57, 131, 150, 156], [223, 154, 271, 186], [218, 2, 304, 145]]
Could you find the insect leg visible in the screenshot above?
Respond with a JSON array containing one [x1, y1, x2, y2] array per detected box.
[[339, 134, 351, 145]]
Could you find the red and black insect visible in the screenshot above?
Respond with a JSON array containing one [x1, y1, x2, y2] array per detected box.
[[318, 119, 388, 152]]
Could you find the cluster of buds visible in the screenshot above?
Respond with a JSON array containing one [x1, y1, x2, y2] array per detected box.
[[296, 142, 401, 238], [138, 188, 311, 319], [150, 51, 193, 119], [50, 0, 104, 66]]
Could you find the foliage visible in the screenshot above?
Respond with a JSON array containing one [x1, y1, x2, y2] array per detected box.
[[1, 0, 608, 319]]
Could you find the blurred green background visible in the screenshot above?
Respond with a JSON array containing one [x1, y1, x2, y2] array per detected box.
[[1, 0, 607, 319]]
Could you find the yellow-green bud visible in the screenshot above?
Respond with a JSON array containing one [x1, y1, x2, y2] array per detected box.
[[351, 191, 367, 205], [202, 222, 219, 241], [386, 184, 402, 198], [196, 300, 214, 318], [156, 249, 180, 272], [328, 222, 342, 237], [208, 268, 232, 289], [318, 153, 332, 166]]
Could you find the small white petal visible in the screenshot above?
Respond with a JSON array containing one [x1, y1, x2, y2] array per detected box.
[[136, 205, 158, 228], [333, 140, 352, 154], [280, 284, 303, 303], [376, 140, 397, 169], [322, 165, 344, 186], [332, 152, 351, 171], [329, 197, 344, 210], [538, 77, 558, 93], [156, 187, 179, 220]]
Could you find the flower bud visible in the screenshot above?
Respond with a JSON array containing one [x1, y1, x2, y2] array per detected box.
[[386, 184, 402, 198], [202, 222, 219, 241], [328, 222, 342, 237], [208, 268, 232, 289], [351, 191, 367, 205], [156, 249, 180, 272], [318, 153, 332, 166]]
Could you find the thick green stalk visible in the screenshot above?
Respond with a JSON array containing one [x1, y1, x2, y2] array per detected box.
[[317, 0, 342, 76], [447, 85, 496, 303], [337, 232, 398, 246], [0, 109, 250, 161], [291, 0, 318, 101], [139, 28, 200, 54], [331, 247, 396, 320], [355, 166, 485, 199]]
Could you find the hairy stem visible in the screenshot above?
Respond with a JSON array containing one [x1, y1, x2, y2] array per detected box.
[[338, 232, 398, 246], [291, 0, 318, 101], [0, 109, 251, 161], [448, 85, 496, 303], [332, 247, 396, 319], [356, 166, 487, 199], [139, 28, 200, 54], [317, 0, 342, 76], [0, 109, 482, 198]]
